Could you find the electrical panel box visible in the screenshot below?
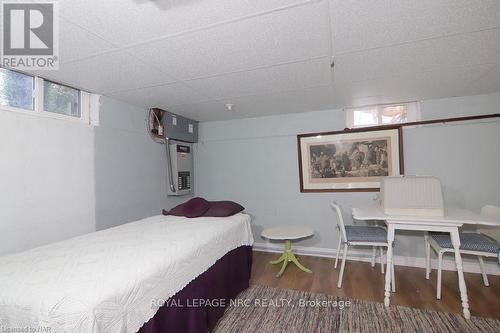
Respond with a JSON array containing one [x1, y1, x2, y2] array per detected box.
[[148, 108, 197, 196], [381, 175, 445, 216], [167, 142, 193, 196], [160, 109, 198, 143]]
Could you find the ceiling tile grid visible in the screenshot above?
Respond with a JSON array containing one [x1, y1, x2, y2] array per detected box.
[[107, 82, 211, 109], [332, 0, 500, 54], [127, 0, 331, 80], [59, 0, 310, 47], [169, 84, 336, 121], [332, 64, 495, 108], [334, 28, 500, 84], [43, 51, 177, 94], [186, 57, 333, 100], [59, 17, 118, 64], [18, 0, 500, 121]]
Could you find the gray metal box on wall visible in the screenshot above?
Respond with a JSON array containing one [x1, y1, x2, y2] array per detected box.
[[161, 110, 198, 143]]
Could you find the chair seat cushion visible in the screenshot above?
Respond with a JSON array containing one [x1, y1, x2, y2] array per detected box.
[[430, 232, 500, 254], [345, 226, 387, 243]]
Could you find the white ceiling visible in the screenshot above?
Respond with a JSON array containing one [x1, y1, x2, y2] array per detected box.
[[27, 0, 500, 121]]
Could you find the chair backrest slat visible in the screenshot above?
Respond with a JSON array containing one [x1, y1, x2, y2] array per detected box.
[[330, 202, 347, 242]]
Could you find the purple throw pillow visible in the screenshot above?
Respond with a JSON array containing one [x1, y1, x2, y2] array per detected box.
[[164, 197, 210, 218], [204, 201, 245, 217]]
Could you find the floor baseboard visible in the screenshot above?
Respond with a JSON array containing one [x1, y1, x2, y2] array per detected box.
[[253, 242, 500, 276]]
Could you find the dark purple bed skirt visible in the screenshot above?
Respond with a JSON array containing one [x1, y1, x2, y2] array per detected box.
[[138, 245, 253, 333]]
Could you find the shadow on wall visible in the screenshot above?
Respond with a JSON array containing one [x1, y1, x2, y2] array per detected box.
[[251, 213, 324, 248], [442, 185, 467, 208], [442, 186, 480, 232]]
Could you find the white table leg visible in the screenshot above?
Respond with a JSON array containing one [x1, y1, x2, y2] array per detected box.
[[384, 224, 395, 307], [449, 228, 471, 319]]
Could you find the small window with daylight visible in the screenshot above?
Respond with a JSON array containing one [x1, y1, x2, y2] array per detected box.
[[44, 80, 81, 118], [353, 108, 378, 127], [346, 102, 420, 128], [0, 68, 35, 111]]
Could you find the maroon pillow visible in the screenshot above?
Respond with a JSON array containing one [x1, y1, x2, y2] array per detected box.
[[163, 197, 210, 218], [204, 201, 245, 217]]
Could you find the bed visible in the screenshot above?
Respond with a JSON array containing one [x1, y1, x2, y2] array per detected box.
[[0, 213, 253, 333]]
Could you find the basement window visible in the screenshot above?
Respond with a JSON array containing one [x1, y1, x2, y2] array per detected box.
[[0, 67, 98, 125], [0, 67, 35, 111], [44, 80, 81, 118], [345, 102, 420, 128]]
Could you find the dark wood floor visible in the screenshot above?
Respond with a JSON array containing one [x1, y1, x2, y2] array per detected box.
[[251, 251, 500, 320]]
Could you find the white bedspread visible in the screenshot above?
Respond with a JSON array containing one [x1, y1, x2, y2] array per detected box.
[[0, 213, 253, 333]]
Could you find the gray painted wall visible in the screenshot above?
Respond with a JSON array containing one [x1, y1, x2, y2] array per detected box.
[[94, 97, 187, 230], [194, 93, 500, 260], [0, 108, 95, 256]]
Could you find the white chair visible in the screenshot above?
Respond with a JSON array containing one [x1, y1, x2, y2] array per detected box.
[[425, 205, 500, 300], [331, 202, 395, 291]]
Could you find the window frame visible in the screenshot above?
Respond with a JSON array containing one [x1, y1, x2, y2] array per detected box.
[[345, 101, 421, 129], [0, 67, 36, 113], [0, 67, 90, 124], [41, 78, 83, 120]]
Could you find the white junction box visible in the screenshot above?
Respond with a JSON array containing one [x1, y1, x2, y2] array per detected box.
[[381, 175, 445, 216]]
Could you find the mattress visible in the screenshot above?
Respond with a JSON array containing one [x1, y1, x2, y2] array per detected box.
[[0, 213, 253, 333]]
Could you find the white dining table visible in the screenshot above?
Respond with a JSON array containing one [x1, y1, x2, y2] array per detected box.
[[352, 203, 500, 319]]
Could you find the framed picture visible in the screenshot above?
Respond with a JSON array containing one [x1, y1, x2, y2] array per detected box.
[[297, 126, 404, 192]]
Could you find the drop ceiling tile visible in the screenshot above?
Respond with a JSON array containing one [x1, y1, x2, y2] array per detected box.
[[128, 0, 330, 80], [59, 17, 117, 64], [170, 84, 337, 121], [60, 0, 306, 47], [464, 63, 500, 95], [333, 64, 494, 108], [35, 51, 175, 94], [332, 0, 500, 53], [187, 57, 333, 100], [19, 0, 500, 123], [107, 82, 211, 109], [334, 29, 500, 83]]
